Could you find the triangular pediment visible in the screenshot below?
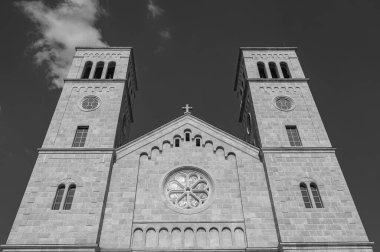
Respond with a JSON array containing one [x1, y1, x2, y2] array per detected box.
[[116, 114, 260, 160]]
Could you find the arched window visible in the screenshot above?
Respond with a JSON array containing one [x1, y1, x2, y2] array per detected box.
[[310, 183, 323, 208], [105, 61, 116, 79], [52, 184, 65, 210], [257, 62, 267, 78], [195, 138, 201, 147], [300, 183, 312, 208], [175, 138, 180, 147], [93, 61, 104, 79], [280, 62, 291, 78], [81, 61, 93, 79], [63, 184, 76, 210], [269, 62, 279, 78]]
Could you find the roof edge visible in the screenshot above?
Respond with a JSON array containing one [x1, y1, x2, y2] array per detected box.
[[116, 114, 260, 155], [75, 47, 133, 50], [240, 47, 297, 51]]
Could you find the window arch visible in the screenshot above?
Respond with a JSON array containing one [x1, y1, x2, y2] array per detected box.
[[184, 129, 191, 142], [105, 61, 116, 79], [269, 62, 279, 78], [81, 61, 93, 79], [174, 136, 180, 147], [93, 61, 104, 79], [257, 62, 267, 78], [300, 183, 312, 208], [310, 183, 323, 208], [52, 184, 65, 210], [280, 62, 291, 78], [63, 184, 76, 210]]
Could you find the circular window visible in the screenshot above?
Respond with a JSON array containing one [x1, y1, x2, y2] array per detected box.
[[80, 96, 101, 111], [274, 96, 294, 111], [163, 167, 213, 214]]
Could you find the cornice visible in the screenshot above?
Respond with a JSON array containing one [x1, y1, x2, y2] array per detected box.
[[64, 79, 127, 83], [75, 47, 133, 50], [246, 78, 309, 82], [261, 147, 336, 153], [240, 47, 297, 51], [0, 244, 99, 250], [38, 148, 115, 154], [279, 241, 374, 249]]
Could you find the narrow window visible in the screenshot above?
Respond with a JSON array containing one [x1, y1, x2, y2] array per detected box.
[[280, 62, 291, 78], [269, 62, 279, 78], [310, 183, 324, 208], [63, 184, 76, 210], [105, 61, 116, 79], [300, 183, 312, 208], [93, 61, 104, 79], [175, 138, 180, 147], [257, 62, 267, 78], [185, 133, 190, 142], [246, 113, 252, 135], [196, 138, 201, 147], [52, 184, 65, 210], [286, 126, 302, 146], [81, 61, 93, 79], [72, 126, 89, 147]]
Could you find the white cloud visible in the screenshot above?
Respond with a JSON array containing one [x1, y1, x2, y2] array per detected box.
[[16, 0, 107, 88], [159, 28, 171, 40], [147, 0, 163, 19]]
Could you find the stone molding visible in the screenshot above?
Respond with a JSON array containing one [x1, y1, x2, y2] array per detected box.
[[247, 78, 309, 82], [279, 241, 374, 250], [0, 244, 99, 251], [261, 147, 336, 153]]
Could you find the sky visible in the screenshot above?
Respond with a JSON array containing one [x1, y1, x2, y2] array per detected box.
[[0, 0, 379, 249]]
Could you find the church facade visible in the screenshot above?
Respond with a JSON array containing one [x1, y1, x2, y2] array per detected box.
[[1, 47, 374, 252]]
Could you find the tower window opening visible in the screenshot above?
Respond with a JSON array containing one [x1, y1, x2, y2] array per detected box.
[[257, 62, 267, 78], [196, 138, 201, 147], [72, 126, 89, 147], [280, 62, 291, 78], [300, 183, 312, 208], [105, 61, 116, 79], [269, 62, 279, 79], [81, 61, 93, 79], [246, 113, 252, 135], [93, 61, 104, 79], [310, 183, 324, 208], [185, 133, 190, 142], [63, 184, 76, 210], [286, 126, 302, 146], [52, 184, 65, 210], [175, 138, 180, 147]]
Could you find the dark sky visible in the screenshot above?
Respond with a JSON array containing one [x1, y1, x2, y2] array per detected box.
[[0, 0, 379, 249]]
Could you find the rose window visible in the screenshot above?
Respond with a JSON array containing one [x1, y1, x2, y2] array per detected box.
[[81, 95, 100, 111], [274, 96, 294, 111], [165, 169, 211, 210]]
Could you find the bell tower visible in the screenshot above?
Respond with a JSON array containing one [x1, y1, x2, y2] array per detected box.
[[234, 47, 373, 251], [2, 47, 137, 252]]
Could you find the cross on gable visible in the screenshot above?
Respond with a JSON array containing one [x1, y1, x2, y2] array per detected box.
[[181, 104, 193, 114]]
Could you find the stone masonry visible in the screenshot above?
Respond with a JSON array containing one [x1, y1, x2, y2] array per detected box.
[[1, 47, 374, 252]]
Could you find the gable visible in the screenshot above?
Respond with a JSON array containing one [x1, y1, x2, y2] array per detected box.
[[116, 114, 260, 160]]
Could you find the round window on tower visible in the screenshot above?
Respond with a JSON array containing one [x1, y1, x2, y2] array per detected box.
[[162, 167, 214, 214], [79, 95, 101, 111], [274, 96, 295, 111]]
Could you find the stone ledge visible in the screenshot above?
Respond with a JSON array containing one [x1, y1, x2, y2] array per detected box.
[[240, 47, 297, 51], [247, 78, 309, 82], [0, 244, 99, 252], [261, 147, 336, 153], [38, 148, 115, 154], [64, 79, 128, 83], [279, 241, 374, 250]]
